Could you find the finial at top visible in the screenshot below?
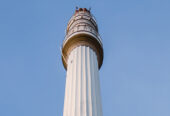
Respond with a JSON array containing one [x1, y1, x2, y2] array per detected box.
[[75, 7, 90, 14]]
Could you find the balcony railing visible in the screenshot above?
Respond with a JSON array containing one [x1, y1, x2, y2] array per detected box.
[[63, 24, 102, 47]]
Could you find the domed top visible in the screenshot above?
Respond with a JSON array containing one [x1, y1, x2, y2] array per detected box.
[[62, 8, 103, 70]]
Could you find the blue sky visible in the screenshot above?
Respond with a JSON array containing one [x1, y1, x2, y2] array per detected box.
[[0, 0, 170, 116]]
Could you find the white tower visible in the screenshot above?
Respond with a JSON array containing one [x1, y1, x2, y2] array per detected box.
[[62, 8, 104, 116]]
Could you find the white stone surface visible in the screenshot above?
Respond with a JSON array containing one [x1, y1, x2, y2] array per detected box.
[[63, 46, 103, 116]]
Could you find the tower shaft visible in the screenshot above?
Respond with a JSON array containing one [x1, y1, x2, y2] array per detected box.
[[62, 8, 104, 116], [63, 46, 102, 116]]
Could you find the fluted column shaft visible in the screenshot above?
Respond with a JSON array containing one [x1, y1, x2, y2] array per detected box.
[[63, 46, 103, 116]]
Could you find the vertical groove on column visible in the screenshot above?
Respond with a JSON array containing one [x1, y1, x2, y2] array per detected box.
[[83, 46, 87, 116], [87, 47, 92, 116], [80, 46, 83, 115], [64, 54, 69, 116], [74, 48, 78, 116], [81, 46, 84, 115], [75, 47, 79, 116], [78, 46, 81, 116], [63, 57, 70, 116], [94, 53, 100, 116], [96, 53, 100, 116], [71, 49, 76, 116], [96, 54, 103, 116], [70, 50, 74, 116], [65, 52, 70, 116], [90, 48, 94, 116], [85, 46, 87, 116], [92, 50, 99, 116], [90, 49, 96, 116], [67, 49, 73, 116]]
